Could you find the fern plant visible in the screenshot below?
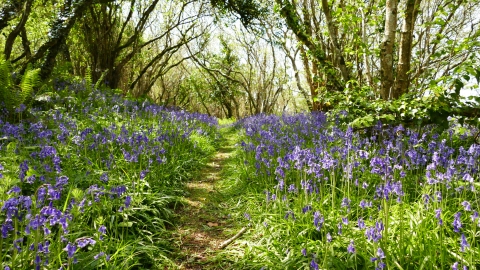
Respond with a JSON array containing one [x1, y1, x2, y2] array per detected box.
[[0, 55, 41, 115], [0, 56, 15, 111]]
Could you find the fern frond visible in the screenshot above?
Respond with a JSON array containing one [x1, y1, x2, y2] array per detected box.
[[19, 65, 41, 105], [85, 66, 92, 93], [0, 55, 15, 111], [94, 69, 109, 90]]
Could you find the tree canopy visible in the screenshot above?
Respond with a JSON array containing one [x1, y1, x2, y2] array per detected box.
[[0, 0, 479, 126]]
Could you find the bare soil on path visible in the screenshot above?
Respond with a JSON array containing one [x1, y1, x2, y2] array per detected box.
[[172, 129, 238, 270]]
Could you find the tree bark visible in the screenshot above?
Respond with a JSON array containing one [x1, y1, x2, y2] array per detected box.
[[380, 0, 398, 100], [393, 0, 421, 99], [275, 0, 344, 93], [320, 0, 350, 81]]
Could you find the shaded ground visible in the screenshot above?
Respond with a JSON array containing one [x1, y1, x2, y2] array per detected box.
[[172, 127, 239, 269]]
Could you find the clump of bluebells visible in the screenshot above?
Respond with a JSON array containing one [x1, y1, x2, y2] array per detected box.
[[0, 81, 218, 269], [234, 113, 479, 269]]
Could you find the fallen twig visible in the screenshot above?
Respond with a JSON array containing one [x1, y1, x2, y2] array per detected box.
[[218, 227, 248, 249]]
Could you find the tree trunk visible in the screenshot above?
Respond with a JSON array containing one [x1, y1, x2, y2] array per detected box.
[[275, 0, 344, 93], [393, 0, 421, 99], [380, 0, 398, 100], [20, 0, 94, 81], [320, 0, 349, 81]]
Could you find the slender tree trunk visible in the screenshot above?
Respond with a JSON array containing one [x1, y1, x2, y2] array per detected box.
[[300, 47, 320, 111], [394, 0, 421, 98], [21, 0, 95, 81], [287, 49, 313, 110], [320, 0, 349, 81], [380, 0, 398, 100]]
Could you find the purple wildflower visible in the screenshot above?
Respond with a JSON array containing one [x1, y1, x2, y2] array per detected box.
[[460, 234, 469, 252], [377, 247, 385, 259], [347, 241, 355, 253], [326, 232, 332, 243], [76, 237, 96, 248], [461, 201, 471, 211], [302, 205, 312, 214], [7, 186, 21, 194], [453, 212, 462, 233], [435, 209, 443, 226], [341, 197, 351, 211], [313, 211, 324, 231], [94, 252, 105, 260], [471, 211, 479, 222], [358, 218, 366, 229], [125, 196, 132, 208], [100, 172, 109, 183], [64, 242, 76, 258]]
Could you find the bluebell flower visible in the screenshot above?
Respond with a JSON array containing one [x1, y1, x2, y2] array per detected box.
[[285, 210, 295, 220], [341, 197, 351, 211], [461, 201, 471, 211], [7, 186, 21, 194], [94, 252, 105, 260], [302, 205, 312, 214], [376, 261, 386, 270], [471, 211, 479, 222], [140, 169, 149, 179], [13, 238, 23, 252], [19, 160, 29, 182], [313, 211, 324, 231], [359, 200, 372, 209], [99, 225, 107, 234], [125, 196, 132, 208], [301, 248, 307, 256], [53, 156, 62, 172], [64, 242, 76, 258], [435, 209, 443, 226], [76, 237, 96, 248], [463, 173, 474, 183], [460, 233, 469, 252], [365, 222, 383, 242], [55, 176, 69, 189], [34, 254, 41, 268], [377, 247, 385, 259], [310, 259, 319, 270], [453, 212, 462, 233], [347, 241, 355, 253], [358, 218, 365, 229], [26, 175, 36, 184]]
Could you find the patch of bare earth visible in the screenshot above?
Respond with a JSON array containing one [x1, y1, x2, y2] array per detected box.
[[172, 140, 236, 270]]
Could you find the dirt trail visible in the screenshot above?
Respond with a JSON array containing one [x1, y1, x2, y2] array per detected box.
[[172, 128, 237, 269]]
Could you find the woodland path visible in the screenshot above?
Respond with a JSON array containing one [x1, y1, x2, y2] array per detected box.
[[172, 127, 239, 270]]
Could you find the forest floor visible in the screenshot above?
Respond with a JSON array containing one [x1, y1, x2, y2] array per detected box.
[[171, 126, 241, 269]]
